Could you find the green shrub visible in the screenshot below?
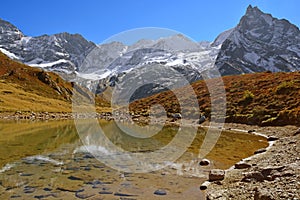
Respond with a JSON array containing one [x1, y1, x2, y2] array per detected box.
[[243, 90, 254, 101]]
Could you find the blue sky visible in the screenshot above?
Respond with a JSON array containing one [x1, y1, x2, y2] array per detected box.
[[0, 0, 299, 44]]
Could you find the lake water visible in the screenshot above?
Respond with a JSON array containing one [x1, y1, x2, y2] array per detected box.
[[0, 119, 268, 199]]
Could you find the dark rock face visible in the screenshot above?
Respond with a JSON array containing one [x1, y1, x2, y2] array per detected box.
[[215, 5, 300, 76]]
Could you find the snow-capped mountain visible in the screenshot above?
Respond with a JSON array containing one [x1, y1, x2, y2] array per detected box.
[[77, 36, 218, 99], [0, 18, 96, 77], [215, 5, 300, 75]]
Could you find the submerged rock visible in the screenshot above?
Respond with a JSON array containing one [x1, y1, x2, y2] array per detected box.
[[154, 189, 167, 195]]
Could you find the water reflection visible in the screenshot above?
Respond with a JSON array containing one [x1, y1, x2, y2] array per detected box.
[[0, 120, 78, 168], [0, 119, 268, 172]]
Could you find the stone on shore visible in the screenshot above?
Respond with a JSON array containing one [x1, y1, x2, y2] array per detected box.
[[293, 128, 300, 136], [254, 148, 267, 154], [235, 161, 252, 169], [209, 169, 225, 182], [199, 159, 210, 166], [254, 188, 275, 200], [267, 136, 279, 141]]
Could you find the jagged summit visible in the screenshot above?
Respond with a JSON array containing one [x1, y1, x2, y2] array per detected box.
[[215, 5, 300, 75], [245, 5, 263, 14]]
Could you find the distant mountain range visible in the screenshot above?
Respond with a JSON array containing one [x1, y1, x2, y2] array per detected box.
[[0, 5, 299, 100]]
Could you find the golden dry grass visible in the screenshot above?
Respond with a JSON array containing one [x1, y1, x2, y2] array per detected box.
[[130, 71, 300, 126]]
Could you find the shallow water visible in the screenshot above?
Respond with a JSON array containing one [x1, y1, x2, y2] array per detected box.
[[0, 119, 268, 199]]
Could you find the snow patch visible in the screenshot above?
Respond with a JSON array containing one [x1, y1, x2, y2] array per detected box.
[[28, 59, 72, 68], [0, 48, 20, 60]]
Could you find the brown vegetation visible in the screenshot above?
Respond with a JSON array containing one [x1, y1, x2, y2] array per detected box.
[[0, 52, 110, 113], [130, 71, 300, 126]]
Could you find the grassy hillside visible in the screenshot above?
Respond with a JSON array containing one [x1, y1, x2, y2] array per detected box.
[[130, 71, 300, 126], [0, 52, 110, 113]]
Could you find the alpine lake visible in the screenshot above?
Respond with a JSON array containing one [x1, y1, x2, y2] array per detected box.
[[0, 119, 268, 199]]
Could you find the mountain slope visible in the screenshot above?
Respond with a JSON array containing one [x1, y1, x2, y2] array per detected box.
[[215, 5, 300, 75], [130, 71, 300, 126], [0, 52, 110, 113]]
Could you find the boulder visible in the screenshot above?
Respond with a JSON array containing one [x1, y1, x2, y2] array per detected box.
[[234, 161, 251, 169], [199, 181, 210, 190], [198, 115, 206, 124], [254, 188, 275, 200], [267, 136, 279, 141], [209, 169, 225, 181]]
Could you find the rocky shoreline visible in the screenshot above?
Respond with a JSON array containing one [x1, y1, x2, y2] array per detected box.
[[206, 123, 300, 200], [0, 111, 113, 121]]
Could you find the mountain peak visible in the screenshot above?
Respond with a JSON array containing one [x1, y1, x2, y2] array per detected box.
[[246, 5, 263, 15], [216, 5, 300, 75]]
